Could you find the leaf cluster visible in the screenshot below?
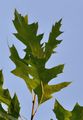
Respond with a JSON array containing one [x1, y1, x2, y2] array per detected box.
[[0, 10, 83, 120]]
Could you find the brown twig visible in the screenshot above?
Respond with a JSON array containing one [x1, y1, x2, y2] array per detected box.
[[31, 94, 36, 120]]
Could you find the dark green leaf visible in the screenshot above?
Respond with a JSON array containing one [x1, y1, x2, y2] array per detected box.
[[0, 70, 3, 87], [0, 104, 18, 120], [8, 94, 20, 118]]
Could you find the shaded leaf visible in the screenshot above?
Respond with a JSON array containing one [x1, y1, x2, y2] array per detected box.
[[8, 94, 20, 118], [0, 104, 18, 120], [0, 70, 3, 87]]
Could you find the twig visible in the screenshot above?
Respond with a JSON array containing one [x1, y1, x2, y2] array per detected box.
[[33, 105, 39, 117], [31, 94, 36, 120]]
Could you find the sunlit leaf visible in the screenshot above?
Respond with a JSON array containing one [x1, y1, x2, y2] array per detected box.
[[53, 100, 83, 120], [70, 103, 83, 120], [45, 19, 63, 61], [10, 10, 71, 105], [0, 70, 11, 106], [53, 100, 72, 120]]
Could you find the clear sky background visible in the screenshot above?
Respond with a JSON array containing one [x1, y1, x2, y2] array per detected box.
[[0, 0, 83, 120]]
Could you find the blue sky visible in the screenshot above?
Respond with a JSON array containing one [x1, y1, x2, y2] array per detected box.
[[0, 0, 83, 119]]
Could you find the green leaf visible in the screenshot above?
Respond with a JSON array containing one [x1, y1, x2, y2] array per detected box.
[[40, 64, 64, 83], [0, 103, 7, 120], [10, 10, 71, 105], [53, 100, 72, 120], [45, 19, 63, 61], [0, 70, 20, 119], [8, 94, 20, 118], [70, 103, 83, 120], [53, 100, 83, 120], [35, 82, 71, 104], [0, 70, 3, 87], [0, 104, 18, 120], [0, 70, 11, 106], [10, 45, 40, 92], [13, 9, 44, 59]]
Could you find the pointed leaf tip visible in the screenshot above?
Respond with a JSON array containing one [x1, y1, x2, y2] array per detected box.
[[0, 70, 3, 87], [14, 9, 18, 14], [59, 18, 62, 24], [24, 15, 28, 24]]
